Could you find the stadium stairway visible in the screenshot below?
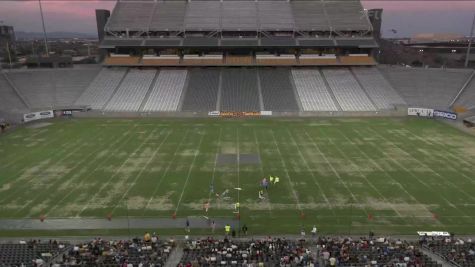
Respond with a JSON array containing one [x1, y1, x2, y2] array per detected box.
[[451, 69, 475, 110]]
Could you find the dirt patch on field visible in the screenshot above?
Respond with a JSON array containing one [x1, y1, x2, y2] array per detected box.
[[0, 183, 11, 192], [26, 122, 52, 129], [144, 192, 175, 211]]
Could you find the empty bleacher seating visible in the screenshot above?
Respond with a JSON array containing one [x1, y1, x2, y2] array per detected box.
[[259, 68, 299, 111], [352, 67, 407, 109], [380, 66, 472, 110], [75, 68, 127, 110], [104, 69, 156, 112], [323, 68, 376, 111], [142, 69, 188, 112], [220, 68, 260, 111], [454, 73, 475, 110], [0, 73, 29, 114], [291, 69, 339, 111], [6, 68, 98, 109], [0, 240, 68, 267], [181, 68, 220, 112]]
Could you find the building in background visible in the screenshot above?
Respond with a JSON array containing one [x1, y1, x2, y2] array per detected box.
[[0, 24, 16, 62]]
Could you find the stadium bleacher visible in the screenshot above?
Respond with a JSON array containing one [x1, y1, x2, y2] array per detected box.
[[5, 68, 98, 109], [75, 68, 128, 110], [220, 68, 261, 112], [291, 69, 339, 112], [0, 73, 29, 114], [181, 68, 220, 112], [104, 69, 156, 112], [322, 68, 377, 111], [379, 66, 473, 110], [352, 67, 407, 109], [0, 240, 68, 267], [453, 72, 475, 110], [142, 69, 188, 112], [259, 68, 299, 112]]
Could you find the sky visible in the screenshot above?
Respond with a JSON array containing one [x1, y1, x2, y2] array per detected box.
[[0, 0, 474, 37]]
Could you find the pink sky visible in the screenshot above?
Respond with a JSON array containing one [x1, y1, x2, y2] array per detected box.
[[0, 1, 474, 37]]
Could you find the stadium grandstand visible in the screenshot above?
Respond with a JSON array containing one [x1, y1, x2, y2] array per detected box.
[[2, 0, 475, 266]]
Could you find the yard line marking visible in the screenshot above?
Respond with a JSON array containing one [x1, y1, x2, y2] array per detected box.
[[341, 128, 434, 216], [285, 129, 332, 209], [0, 126, 100, 203], [236, 127, 240, 211], [269, 129, 303, 212], [361, 127, 471, 215], [110, 131, 172, 213], [77, 128, 161, 216], [367, 127, 475, 203], [174, 131, 206, 215], [253, 129, 273, 215], [143, 129, 191, 213], [319, 128, 403, 217], [302, 129, 367, 215], [402, 128, 475, 186], [44, 125, 140, 216], [4, 125, 108, 209], [207, 128, 222, 203]]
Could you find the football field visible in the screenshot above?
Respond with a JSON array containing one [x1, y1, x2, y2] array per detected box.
[[1, 117, 475, 235]]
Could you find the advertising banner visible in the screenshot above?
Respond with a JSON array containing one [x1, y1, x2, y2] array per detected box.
[[23, 110, 54, 122]]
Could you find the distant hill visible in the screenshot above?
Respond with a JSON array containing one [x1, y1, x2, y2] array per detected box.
[[15, 31, 97, 40]]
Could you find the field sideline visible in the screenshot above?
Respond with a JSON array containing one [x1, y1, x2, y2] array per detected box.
[[1, 117, 475, 235]]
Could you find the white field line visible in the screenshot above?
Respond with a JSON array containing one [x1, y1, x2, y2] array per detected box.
[[45, 126, 139, 216], [403, 128, 475, 185], [236, 128, 240, 209], [10, 127, 108, 213], [252, 129, 273, 215], [0, 128, 99, 204], [269, 129, 303, 212], [142, 129, 191, 213], [0, 127, 64, 170], [366, 127, 475, 203], [77, 128, 161, 216], [302, 129, 367, 215], [207, 128, 222, 203], [174, 132, 206, 215], [359, 128, 469, 214], [285, 129, 332, 209], [320, 128, 403, 217], [340, 128, 434, 216], [110, 131, 172, 213]]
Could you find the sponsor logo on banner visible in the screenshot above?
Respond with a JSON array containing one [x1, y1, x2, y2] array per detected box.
[[260, 111, 272, 116], [417, 231, 450, 237], [208, 111, 220, 116], [433, 110, 457, 120], [408, 107, 434, 117], [63, 110, 73, 116], [219, 111, 261, 117], [23, 110, 54, 122]]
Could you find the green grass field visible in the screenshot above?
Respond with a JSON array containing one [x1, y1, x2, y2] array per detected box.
[[1, 117, 475, 235]]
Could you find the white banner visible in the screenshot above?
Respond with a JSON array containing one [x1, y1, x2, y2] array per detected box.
[[23, 110, 54, 122], [417, 231, 450, 237], [260, 111, 272, 116], [408, 107, 434, 117], [208, 111, 220, 116]]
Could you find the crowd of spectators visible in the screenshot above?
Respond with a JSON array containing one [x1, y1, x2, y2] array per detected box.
[[316, 236, 439, 267], [178, 237, 316, 266], [425, 237, 475, 267], [57, 234, 174, 266]]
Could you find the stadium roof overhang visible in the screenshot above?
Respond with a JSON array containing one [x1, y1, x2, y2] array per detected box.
[[99, 37, 379, 49], [103, 0, 374, 39]]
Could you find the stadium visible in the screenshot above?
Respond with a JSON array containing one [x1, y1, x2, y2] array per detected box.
[[2, 0, 475, 266]]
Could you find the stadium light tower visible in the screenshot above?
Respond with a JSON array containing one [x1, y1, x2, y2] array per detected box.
[[465, 13, 475, 68], [38, 0, 49, 57]]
